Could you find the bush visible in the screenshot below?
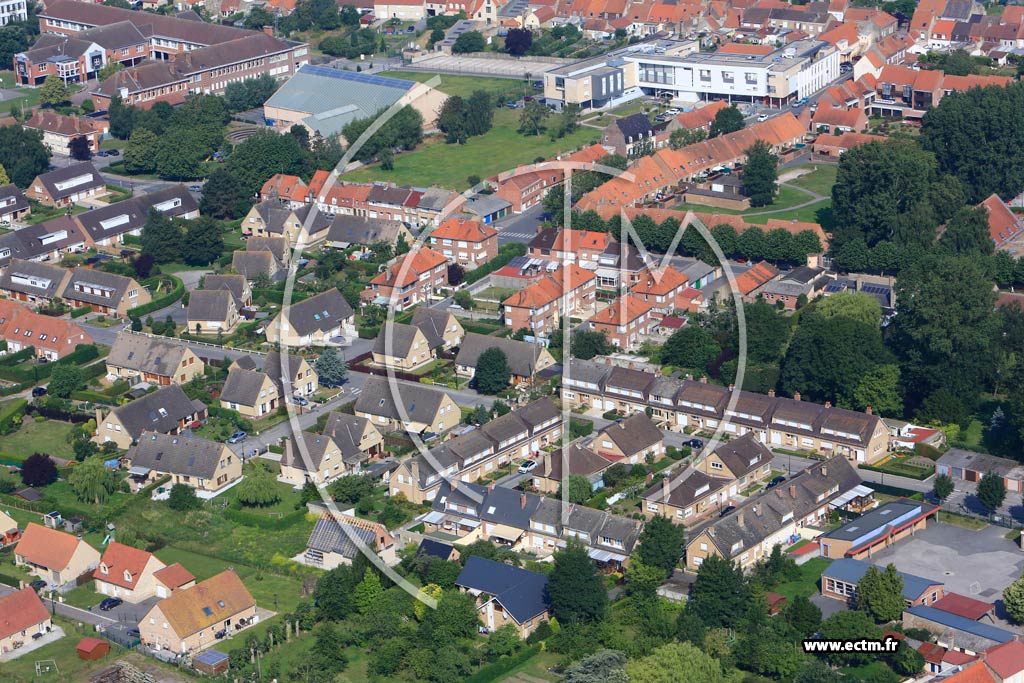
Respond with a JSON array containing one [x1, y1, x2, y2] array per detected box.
[[601, 409, 619, 420], [127, 275, 184, 318], [464, 243, 526, 285], [70, 306, 91, 319], [0, 399, 27, 435]]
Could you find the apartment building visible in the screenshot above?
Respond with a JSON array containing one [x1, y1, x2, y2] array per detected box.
[[586, 295, 659, 349], [363, 247, 449, 310], [0, 0, 26, 27], [562, 360, 889, 464], [868, 65, 1012, 119], [15, 21, 148, 86], [427, 217, 498, 268], [501, 264, 597, 337]]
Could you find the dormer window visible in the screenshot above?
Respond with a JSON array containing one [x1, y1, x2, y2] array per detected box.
[[100, 563, 109, 575], [124, 569, 133, 583]]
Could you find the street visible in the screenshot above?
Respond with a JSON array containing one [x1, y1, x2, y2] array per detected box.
[[0, 583, 116, 629], [493, 203, 545, 245]]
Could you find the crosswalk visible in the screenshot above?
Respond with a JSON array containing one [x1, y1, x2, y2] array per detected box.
[[498, 230, 535, 241]]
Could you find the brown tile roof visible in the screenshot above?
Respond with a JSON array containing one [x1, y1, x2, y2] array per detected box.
[[153, 563, 196, 590], [734, 261, 779, 295], [932, 592, 994, 621], [94, 542, 159, 589], [369, 247, 447, 288], [0, 588, 50, 641], [15, 523, 83, 571], [982, 193, 1024, 245], [431, 217, 496, 242], [631, 266, 688, 296], [0, 299, 93, 357], [154, 569, 254, 638], [589, 295, 654, 325], [23, 110, 103, 138]]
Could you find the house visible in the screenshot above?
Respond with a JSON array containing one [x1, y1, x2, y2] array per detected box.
[[390, 397, 562, 502], [758, 267, 828, 310], [300, 513, 395, 569], [243, 200, 331, 249], [818, 499, 940, 560], [530, 443, 616, 494], [231, 250, 279, 283], [25, 162, 107, 207], [936, 449, 1024, 494], [629, 266, 695, 314], [603, 112, 662, 156], [105, 332, 204, 385], [93, 542, 168, 602], [0, 299, 93, 361], [68, 185, 198, 249], [124, 432, 241, 493], [246, 237, 291, 268], [139, 570, 256, 655], [822, 557, 945, 606], [984, 193, 1024, 258], [734, 261, 781, 300], [278, 433, 355, 485], [0, 510, 20, 548], [355, 375, 460, 435], [201, 274, 251, 309], [454, 333, 557, 385], [0, 215, 89, 268], [265, 288, 355, 346], [591, 412, 665, 464], [527, 228, 615, 268], [219, 368, 279, 419], [587, 296, 659, 349], [0, 184, 30, 225], [372, 322, 439, 371], [319, 412, 384, 469], [427, 217, 499, 268], [14, 523, 100, 587], [493, 168, 562, 214], [0, 588, 52, 656], [186, 289, 240, 334], [456, 556, 550, 638], [501, 265, 598, 337], [641, 467, 731, 523], [811, 105, 868, 133], [410, 307, 463, 349], [62, 267, 149, 317], [93, 384, 207, 449], [231, 350, 319, 397], [416, 537, 459, 563], [22, 110, 105, 156], [152, 563, 196, 598], [362, 247, 449, 310], [324, 215, 410, 253], [694, 432, 773, 488], [684, 455, 862, 570]]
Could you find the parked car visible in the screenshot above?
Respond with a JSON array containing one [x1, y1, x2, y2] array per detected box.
[[682, 438, 703, 448], [227, 431, 247, 444], [839, 62, 853, 72], [719, 505, 736, 518], [289, 394, 309, 407], [127, 628, 141, 639], [188, 185, 202, 192], [29, 579, 47, 592], [31, 387, 47, 397], [96, 150, 110, 157], [766, 475, 786, 489], [757, 113, 769, 122], [108, 149, 120, 156], [99, 597, 123, 611], [518, 460, 538, 474]]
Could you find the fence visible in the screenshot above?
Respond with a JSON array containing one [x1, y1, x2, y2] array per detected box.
[[346, 351, 429, 383], [120, 330, 267, 357]]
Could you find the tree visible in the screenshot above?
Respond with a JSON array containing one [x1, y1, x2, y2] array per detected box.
[[181, 217, 224, 266], [235, 466, 281, 507], [856, 563, 905, 623], [39, 74, 69, 107], [484, 624, 520, 658], [311, 622, 348, 674], [314, 565, 358, 621], [49, 364, 83, 398], [225, 129, 311, 198], [199, 168, 246, 219], [571, 330, 611, 360], [563, 474, 592, 504], [68, 135, 91, 161], [452, 30, 485, 53], [548, 541, 607, 623], [851, 364, 903, 416], [421, 590, 480, 640], [68, 457, 116, 504], [1004, 574, 1024, 623], [890, 642, 925, 676], [795, 661, 844, 683], [978, 471, 1007, 512], [243, 5, 274, 29], [123, 127, 159, 175], [784, 594, 822, 638], [816, 611, 883, 665], [21, 453, 57, 487], [670, 127, 706, 150], [564, 649, 628, 683], [133, 253, 155, 279], [709, 105, 744, 138], [96, 60, 123, 82], [813, 291, 882, 328], [453, 289, 474, 310], [475, 347, 511, 394], [153, 128, 207, 180], [519, 100, 550, 136], [933, 472, 954, 503], [662, 325, 720, 372], [167, 483, 200, 511], [0, 162, 8, 185], [687, 554, 748, 628], [140, 210, 184, 264], [327, 474, 375, 504], [939, 205, 994, 256], [742, 139, 778, 207], [437, 95, 469, 144], [635, 515, 685, 579], [0, 125, 50, 187], [505, 28, 533, 56], [625, 642, 734, 683], [559, 103, 581, 137], [314, 347, 347, 387], [734, 625, 800, 680], [354, 570, 383, 614]]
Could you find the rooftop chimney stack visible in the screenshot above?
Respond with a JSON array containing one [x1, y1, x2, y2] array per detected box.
[[662, 476, 670, 501], [520, 493, 527, 510], [700, 375, 708, 384], [737, 511, 745, 526], [825, 401, 831, 409], [866, 406, 872, 415], [768, 389, 775, 398], [794, 391, 801, 401], [789, 484, 796, 499]]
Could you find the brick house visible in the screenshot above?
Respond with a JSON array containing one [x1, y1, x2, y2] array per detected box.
[[63, 266, 149, 317], [23, 110, 105, 156], [456, 557, 550, 639], [25, 162, 107, 208], [528, 228, 615, 268], [124, 432, 241, 493], [105, 332, 204, 385], [362, 247, 448, 311], [493, 169, 562, 213], [0, 589, 52, 656], [427, 217, 498, 268], [587, 296, 659, 349], [629, 266, 693, 314], [501, 264, 597, 337], [0, 299, 93, 360], [14, 523, 100, 587], [94, 384, 206, 449]]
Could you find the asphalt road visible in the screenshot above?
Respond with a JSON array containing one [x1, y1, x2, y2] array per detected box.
[[493, 203, 545, 245]]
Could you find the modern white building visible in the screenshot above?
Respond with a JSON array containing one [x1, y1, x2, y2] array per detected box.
[[0, 0, 27, 27]]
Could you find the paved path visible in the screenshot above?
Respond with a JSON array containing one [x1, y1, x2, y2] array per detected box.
[[744, 182, 826, 218]]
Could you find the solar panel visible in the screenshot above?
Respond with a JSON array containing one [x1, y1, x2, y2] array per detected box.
[[298, 65, 414, 91]]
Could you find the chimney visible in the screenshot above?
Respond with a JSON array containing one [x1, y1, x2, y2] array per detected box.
[[543, 451, 551, 474], [789, 484, 796, 499], [736, 511, 745, 526], [700, 375, 708, 384], [794, 391, 801, 401], [824, 401, 831, 409], [284, 437, 294, 464], [865, 405, 872, 415], [262, 26, 274, 36], [728, 384, 734, 392], [94, 407, 103, 434], [487, 483, 494, 494], [520, 493, 527, 510], [820, 466, 827, 477], [628, 361, 635, 370], [768, 389, 775, 398], [685, 373, 693, 381], [662, 476, 670, 500], [410, 459, 419, 484]]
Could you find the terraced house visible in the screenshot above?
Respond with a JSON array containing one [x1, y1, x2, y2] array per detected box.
[[389, 397, 562, 503], [562, 360, 889, 464]]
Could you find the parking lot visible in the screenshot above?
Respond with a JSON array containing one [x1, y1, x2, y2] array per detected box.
[[405, 54, 572, 79], [864, 522, 1024, 603]]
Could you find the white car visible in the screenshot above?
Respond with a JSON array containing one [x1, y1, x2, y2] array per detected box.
[[517, 460, 539, 474], [757, 113, 769, 122]]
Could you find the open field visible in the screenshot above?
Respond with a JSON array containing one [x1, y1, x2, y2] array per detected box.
[[382, 71, 528, 100], [2, 419, 76, 460]]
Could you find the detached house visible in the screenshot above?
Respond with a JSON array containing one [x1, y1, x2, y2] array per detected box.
[[301, 513, 396, 569], [372, 321, 439, 371], [202, 274, 251, 309], [355, 375, 459, 435], [23, 110, 105, 156], [186, 289, 240, 333], [106, 332, 204, 385], [63, 266, 149, 317], [411, 306, 463, 349], [318, 412, 384, 469], [94, 384, 207, 449], [26, 162, 107, 208], [140, 570, 256, 656], [219, 368, 279, 418], [265, 288, 355, 346], [124, 432, 241, 493], [231, 350, 319, 398], [278, 433, 351, 485], [456, 556, 551, 639], [93, 542, 168, 603], [427, 217, 499, 268], [0, 184, 30, 224], [14, 523, 100, 588], [455, 333, 557, 385], [0, 588, 52, 656]]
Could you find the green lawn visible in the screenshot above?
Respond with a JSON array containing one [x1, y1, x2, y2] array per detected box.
[[382, 71, 525, 100], [0, 616, 132, 681], [786, 164, 838, 197], [772, 556, 831, 601], [2, 418, 76, 459], [343, 108, 601, 189]]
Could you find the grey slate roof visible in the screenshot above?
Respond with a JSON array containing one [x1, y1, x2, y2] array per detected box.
[[326, 215, 406, 247], [253, 200, 330, 238], [322, 412, 375, 465], [822, 558, 941, 601], [903, 605, 1014, 650], [305, 515, 376, 561], [64, 266, 136, 308], [355, 375, 448, 427], [202, 274, 247, 308], [127, 432, 226, 479], [596, 413, 663, 457], [0, 216, 87, 266], [220, 368, 271, 407], [536, 443, 612, 482], [245, 237, 289, 264], [710, 432, 771, 478], [107, 332, 189, 377], [373, 321, 429, 358], [642, 466, 727, 508], [107, 384, 204, 441], [286, 288, 354, 337], [232, 251, 276, 280], [416, 538, 456, 561], [0, 259, 67, 299], [456, 333, 548, 379], [937, 448, 1024, 480], [31, 162, 104, 202], [456, 556, 549, 624], [187, 289, 235, 323], [410, 307, 451, 349], [0, 184, 29, 216], [614, 113, 655, 140], [77, 185, 198, 243]]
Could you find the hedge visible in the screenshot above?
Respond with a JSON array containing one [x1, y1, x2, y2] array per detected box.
[[70, 305, 91, 319], [0, 344, 103, 384], [0, 399, 27, 435], [223, 505, 307, 530], [0, 449, 29, 466], [463, 645, 542, 683], [858, 462, 933, 481], [127, 274, 184, 318], [464, 243, 527, 285], [0, 347, 34, 367], [71, 390, 119, 405]]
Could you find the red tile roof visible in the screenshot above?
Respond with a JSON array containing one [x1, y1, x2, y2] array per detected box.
[[589, 295, 653, 325], [631, 266, 688, 296], [983, 640, 1024, 680], [932, 592, 994, 621], [718, 42, 774, 55], [0, 300, 93, 358], [0, 588, 49, 641], [370, 247, 447, 288], [14, 523, 84, 571], [918, 642, 978, 666], [734, 261, 779, 295], [674, 100, 728, 130], [153, 562, 196, 590], [431, 217, 496, 242], [939, 662, 997, 683], [982, 193, 1024, 244], [94, 542, 158, 590]]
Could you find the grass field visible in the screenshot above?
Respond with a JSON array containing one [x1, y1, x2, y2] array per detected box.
[[2, 419, 76, 459], [786, 164, 838, 196], [0, 616, 131, 681], [772, 556, 832, 601], [343, 107, 600, 189], [382, 71, 527, 101]]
